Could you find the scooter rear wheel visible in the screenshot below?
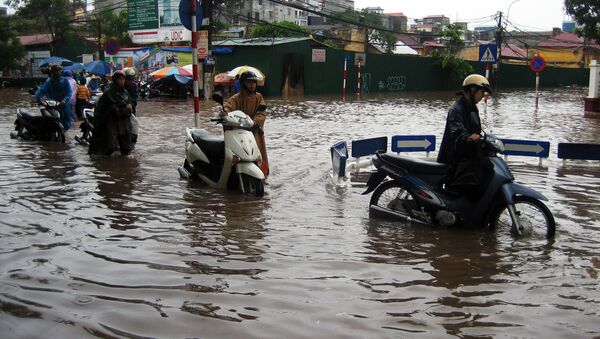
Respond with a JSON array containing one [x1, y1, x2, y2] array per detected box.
[[489, 196, 555, 239], [369, 180, 420, 219]]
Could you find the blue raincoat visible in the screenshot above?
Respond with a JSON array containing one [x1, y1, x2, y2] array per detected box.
[[35, 76, 73, 130]]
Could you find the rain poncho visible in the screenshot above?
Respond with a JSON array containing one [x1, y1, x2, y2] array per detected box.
[[88, 85, 133, 156], [35, 76, 73, 130]]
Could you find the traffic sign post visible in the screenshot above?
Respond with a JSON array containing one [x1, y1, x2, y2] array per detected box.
[[479, 44, 497, 111], [479, 44, 497, 64], [530, 55, 546, 109], [179, 0, 204, 127]]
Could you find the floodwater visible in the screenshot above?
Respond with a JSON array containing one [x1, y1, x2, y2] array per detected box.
[[1, 86, 599, 338]]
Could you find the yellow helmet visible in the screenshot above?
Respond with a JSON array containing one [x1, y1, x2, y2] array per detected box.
[[462, 74, 492, 93]]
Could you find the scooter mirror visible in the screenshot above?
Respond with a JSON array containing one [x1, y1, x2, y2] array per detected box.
[[212, 92, 224, 106], [257, 104, 267, 111]]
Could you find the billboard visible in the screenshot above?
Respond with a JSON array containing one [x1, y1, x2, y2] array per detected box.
[[127, 0, 193, 44]]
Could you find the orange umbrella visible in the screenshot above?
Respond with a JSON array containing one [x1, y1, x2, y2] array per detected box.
[[214, 72, 234, 86], [150, 66, 192, 79]]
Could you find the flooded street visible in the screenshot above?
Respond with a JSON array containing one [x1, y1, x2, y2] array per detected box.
[[1, 86, 599, 338]]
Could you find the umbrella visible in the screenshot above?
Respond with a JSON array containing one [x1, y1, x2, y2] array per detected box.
[[84, 60, 112, 76], [65, 63, 85, 72], [227, 65, 265, 85], [39, 56, 73, 73], [150, 66, 192, 79], [213, 72, 234, 86]]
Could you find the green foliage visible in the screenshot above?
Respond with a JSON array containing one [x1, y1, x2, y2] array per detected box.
[[94, 8, 132, 47], [0, 16, 26, 70], [565, 0, 600, 40], [429, 24, 473, 80], [250, 21, 310, 38], [8, 0, 73, 44]]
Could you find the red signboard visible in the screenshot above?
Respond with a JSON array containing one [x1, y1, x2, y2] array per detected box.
[[529, 55, 546, 73]]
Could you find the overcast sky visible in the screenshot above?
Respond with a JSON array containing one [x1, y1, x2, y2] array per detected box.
[[354, 0, 570, 31], [1, 0, 570, 32]]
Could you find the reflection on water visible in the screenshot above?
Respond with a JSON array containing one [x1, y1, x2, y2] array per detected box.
[[0, 87, 599, 337]]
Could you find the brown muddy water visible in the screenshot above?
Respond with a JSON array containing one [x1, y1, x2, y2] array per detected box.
[[1, 87, 599, 338]]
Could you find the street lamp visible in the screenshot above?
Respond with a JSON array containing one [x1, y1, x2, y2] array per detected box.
[[506, 0, 521, 25]]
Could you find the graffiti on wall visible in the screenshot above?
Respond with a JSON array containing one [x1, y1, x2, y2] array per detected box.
[[378, 75, 407, 91]]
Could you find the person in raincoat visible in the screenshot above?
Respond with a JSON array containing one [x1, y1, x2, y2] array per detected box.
[[63, 69, 78, 123], [221, 70, 269, 176], [35, 65, 73, 130], [124, 67, 139, 144], [437, 74, 493, 196], [88, 70, 133, 156]]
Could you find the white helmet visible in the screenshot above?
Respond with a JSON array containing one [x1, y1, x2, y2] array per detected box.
[[124, 67, 136, 77], [462, 74, 492, 93]]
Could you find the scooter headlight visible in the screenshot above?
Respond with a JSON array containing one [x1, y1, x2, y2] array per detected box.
[[238, 116, 254, 129]]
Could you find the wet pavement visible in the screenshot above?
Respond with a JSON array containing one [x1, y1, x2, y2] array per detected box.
[[0, 87, 599, 338]]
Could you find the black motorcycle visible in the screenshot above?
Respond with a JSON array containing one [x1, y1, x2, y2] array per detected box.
[[363, 133, 556, 239], [10, 100, 66, 142]]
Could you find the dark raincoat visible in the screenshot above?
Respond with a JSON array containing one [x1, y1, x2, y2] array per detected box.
[[88, 85, 132, 156], [437, 95, 491, 195]]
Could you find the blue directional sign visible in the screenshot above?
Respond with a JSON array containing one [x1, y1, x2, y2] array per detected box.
[[479, 44, 497, 64], [351, 136, 388, 158], [500, 139, 550, 158], [391, 135, 436, 153], [558, 143, 600, 160], [179, 0, 204, 31]]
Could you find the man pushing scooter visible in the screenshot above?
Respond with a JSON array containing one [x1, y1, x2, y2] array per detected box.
[[220, 71, 269, 176]]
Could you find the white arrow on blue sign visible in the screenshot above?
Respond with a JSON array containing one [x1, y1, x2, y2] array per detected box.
[[391, 135, 436, 153], [500, 139, 550, 158]]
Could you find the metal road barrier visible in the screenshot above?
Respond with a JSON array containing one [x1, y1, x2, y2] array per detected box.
[[330, 140, 348, 185], [558, 143, 600, 161], [330, 136, 600, 186]]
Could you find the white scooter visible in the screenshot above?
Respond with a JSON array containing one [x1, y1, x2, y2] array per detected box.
[[178, 93, 266, 196]]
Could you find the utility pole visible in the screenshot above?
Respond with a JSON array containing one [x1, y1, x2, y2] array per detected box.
[[494, 11, 503, 93], [97, 16, 103, 61], [495, 11, 502, 63]]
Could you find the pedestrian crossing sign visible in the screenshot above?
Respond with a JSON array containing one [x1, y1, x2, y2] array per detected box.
[[479, 44, 497, 64]]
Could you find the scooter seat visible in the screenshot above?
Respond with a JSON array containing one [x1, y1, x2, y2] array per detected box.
[[190, 129, 224, 158], [381, 153, 450, 175], [19, 109, 42, 119]]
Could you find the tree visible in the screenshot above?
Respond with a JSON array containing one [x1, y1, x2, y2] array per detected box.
[[250, 21, 310, 38], [0, 16, 26, 71], [7, 0, 73, 53], [430, 24, 473, 80], [565, 0, 600, 40], [90, 7, 132, 47]]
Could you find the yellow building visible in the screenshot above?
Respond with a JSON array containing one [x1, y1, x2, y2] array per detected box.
[[534, 32, 600, 68]]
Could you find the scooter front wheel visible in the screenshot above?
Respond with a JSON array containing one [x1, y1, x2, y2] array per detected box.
[[241, 174, 264, 197], [489, 196, 555, 239]]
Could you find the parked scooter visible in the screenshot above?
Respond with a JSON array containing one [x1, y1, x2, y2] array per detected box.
[[177, 93, 266, 196], [363, 133, 555, 239], [74, 90, 101, 145], [74, 107, 94, 145], [10, 99, 66, 142]]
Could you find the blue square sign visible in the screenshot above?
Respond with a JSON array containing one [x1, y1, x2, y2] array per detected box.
[[479, 44, 497, 64]]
